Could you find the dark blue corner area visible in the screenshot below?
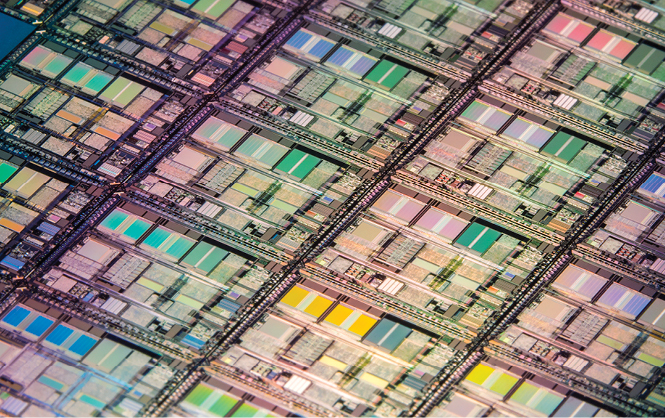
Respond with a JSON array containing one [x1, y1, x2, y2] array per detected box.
[[0, 13, 35, 62]]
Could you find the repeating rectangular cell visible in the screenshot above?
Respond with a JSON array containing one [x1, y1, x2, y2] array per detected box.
[[371, 189, 426, 223], [533, 297, 576, 324], [264, 57, 301, 80], [454, 222, 502, 254], [540, 132, 586, 163], [638, 298, 665, 332], [172, 147, 212, 172], [363, 318, 412, 351], [180, 241, 228, 274], [0, 305, 55, 340], [231, 403, 264, 417], [180, 332, 206, 349], [364, 60, 410, 90], [552, 265, 607, 301], [32, 362, 83, 403], [508, 382, 564, 415], [180, 383, 241, 417], [0, 75, 35, 97], [42, 324, 98, 359], [620, 201, 660, 226], [279, 285, 334, 319], [82, 339, 130, 372], [414, 207, 468, 241], [283, 29, 336, 62], [460, 100, 511, 132], [350, 220, 391, 245], [0, 202, 38, 234], [61, 63, 113, 95], [140, 226, 196, 261], [553, 398, 600, 417], [234, 134, 288, 168], [624, 44, 665, 75], [426, 130, 478, 166], [585, 30, 636, 60], [269, 197, 298, 215], [437, 393, 488, 417], [2, 167, 49, 199], [274, 149, 321, 180], [502, 118, 554, 148], [322, 304, 378, 337], [187, 25, 225, 52], [20, 45, 73, 78], [98, 208, 152, 244], [325, 45, 378, 78], [463, 363, 519, 397], [0, 161, 17, 183], [77, 239, 118, 264], [596, 283, 651, 319], [638, 173, 665, 203], [192, 0, 234, 19], [65, 375, 123, 414], [99, 77, 145, 108], [543, 13, 594, 44], [525, 40, 562, 63], [192, 117, 247, 151]]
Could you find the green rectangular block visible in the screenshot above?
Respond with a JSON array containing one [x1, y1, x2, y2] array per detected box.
[[142, 227, 172, 249], [99, 344, 132, 372], [541, 132, 586, 162], [638, 352, 665, 367], [100, 209, 128, 231], [365, 60, 393, 83], [455, 222, 501, 253], [275, 149, 305, 173], [0, 163, 17, 183], [100, 77, 130, 101], [208, 394, 237, 417], [185, 384, 214, 407], [207, 0, 234, 18], [115, 82, 143, 107], [166, 236, 195, 259], [123, 219, 151, 240], [291, 154, 320, 179], [322, 92, 349, 107], [83, 339, 116, 366], [198, 247, 228, 273], [232, 183, 259, 197], [380, 65, 409, 89]]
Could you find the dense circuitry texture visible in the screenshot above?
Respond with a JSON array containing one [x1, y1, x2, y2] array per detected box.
[[0, 0, 665, 416]]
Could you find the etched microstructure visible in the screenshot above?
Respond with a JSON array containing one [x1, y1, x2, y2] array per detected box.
[[0, 0, 663, 416]]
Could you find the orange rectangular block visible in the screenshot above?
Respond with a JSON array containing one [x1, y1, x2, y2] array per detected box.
[[95, 126, 121, 141], [0, 218, 24, 233], [56, 110, 83, 124]]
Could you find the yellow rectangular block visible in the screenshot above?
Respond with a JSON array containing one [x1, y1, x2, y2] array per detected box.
[[319, 355, 346, 370], [360, 372, 389, 388], [324, 305, 353, 326], [303, 296, 332, 318], [281, 286, 309, 308], [176, 294, 204, 310], [187, 38, 213, 51], [347, 314, 376, 336], [150, 22, 176, 35], [465, 363, 494, 385], [137, 277, 164, 293], [500, 165, 528, 181]]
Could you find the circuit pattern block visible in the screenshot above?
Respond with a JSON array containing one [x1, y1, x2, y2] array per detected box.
[[0, 0, 664, 416]]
